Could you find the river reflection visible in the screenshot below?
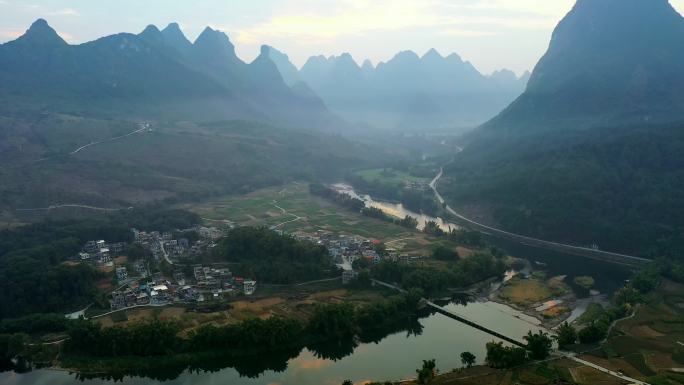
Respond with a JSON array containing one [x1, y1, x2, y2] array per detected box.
[[0, 297, 550, 385], [332, 183, 460, 232]]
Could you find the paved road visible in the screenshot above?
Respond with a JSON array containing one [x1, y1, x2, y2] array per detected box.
[[16, 204, 132, 212], [566, 354, 650, 385], [430, 166, 650, 266]]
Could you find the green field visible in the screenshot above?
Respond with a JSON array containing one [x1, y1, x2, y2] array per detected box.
[[356, 168, 429, 186], [182, 182, 423, 243]]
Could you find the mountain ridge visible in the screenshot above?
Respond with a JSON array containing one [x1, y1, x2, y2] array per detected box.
[[0, 19, 340, 130]]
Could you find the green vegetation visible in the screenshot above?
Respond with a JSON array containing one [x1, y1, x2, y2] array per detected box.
[[63, 290, 423, 364], [418, 223, 485, 248], [347, 172, 438, 216], [485, 341, 527, 369], [460, 351, 476, 368], [372, 252, 505, 296], [524, 331, 553, 360], [484, 332, 552, 369], [431, 245, 459, 262], [554, 322, 577, 349], [416, 359, 437, 384], [573, 276, 595, 289], [1, 117, 388, 225], [0, 208, 200, 318], [212, 227, 334, 284], [188, 183, 412, 240], [442, 122, 684, 258], [356, 168, 428, 186]]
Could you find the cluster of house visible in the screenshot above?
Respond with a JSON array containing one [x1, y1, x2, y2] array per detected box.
[[291, 231, 381, 284], [131, 225, 230, 264], [293, 230, 425, 284], [109, 265, 257, 310], [78, 239, 126, 265], [193, 266, 257, 297]]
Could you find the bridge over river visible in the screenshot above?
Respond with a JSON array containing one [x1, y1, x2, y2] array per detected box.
[[373, 280, 651, 385]]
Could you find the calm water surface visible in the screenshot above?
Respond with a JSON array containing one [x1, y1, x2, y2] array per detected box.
[[0, 301, 546, 385]]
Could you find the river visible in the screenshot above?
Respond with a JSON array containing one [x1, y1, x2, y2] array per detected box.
[[0, 300, 548, 385], [332, 183, 460, 233], [0, 187, 632, 385]]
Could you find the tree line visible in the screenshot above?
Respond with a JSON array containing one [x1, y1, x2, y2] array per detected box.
[[64, 290, 424, 361], [371, 252, 506, 296]]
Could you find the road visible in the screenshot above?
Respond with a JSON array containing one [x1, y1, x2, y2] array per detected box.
[[16, 204, 133, 212], [159, 240, 174, 265], [69, 123, 150, 155], [565, 354, 650, 385], [270, 200, 303, 229], [430, 166, 650, 266]]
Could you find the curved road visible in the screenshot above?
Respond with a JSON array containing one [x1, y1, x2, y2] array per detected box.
[[430, 166, 650, 266]]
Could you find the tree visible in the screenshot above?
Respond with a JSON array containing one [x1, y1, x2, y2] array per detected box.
[[431, 245, 459, 261], [485, 341, 527, 368], [416, 359, 437, 384], [578, 322, 607, 344], [460, 351, 476, 368], [555, 322, 577, 349], [524, 330, 553, 360], [342, 380, 353, 385]]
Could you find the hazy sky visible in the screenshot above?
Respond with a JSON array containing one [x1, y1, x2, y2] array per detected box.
[[2, 0, 684, 75]]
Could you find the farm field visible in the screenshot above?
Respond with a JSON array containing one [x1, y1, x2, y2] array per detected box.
[[356, 168, 430, 186], [182, 182, 443, 255], [577, 279, 684, 385]]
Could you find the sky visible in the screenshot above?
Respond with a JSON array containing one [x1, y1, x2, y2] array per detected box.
[[1, 0, 684, 76]]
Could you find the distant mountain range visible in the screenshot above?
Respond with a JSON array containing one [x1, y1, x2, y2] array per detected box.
[[443, 0, 684, 257], [0, 19, 529, 132], [0, 19, 337, 129], [266, 47, 529, 130]]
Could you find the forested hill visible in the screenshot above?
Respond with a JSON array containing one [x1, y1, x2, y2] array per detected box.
[[442, 121, 684, 258], [481, 0, 684, 132], [442, 0, 684, 258]]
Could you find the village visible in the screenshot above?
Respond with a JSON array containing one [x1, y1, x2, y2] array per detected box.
[[72, 225, 423, 313]]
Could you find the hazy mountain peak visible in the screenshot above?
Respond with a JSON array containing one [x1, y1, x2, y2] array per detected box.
[[14, 18, 67, 46], [336, 53, 360, 69], [361, 59, 374, 70], [193, 26, 239, 63], [392, 50, 420, 62], [264, 45, 301, 86], [422, 48, 443, 60], [445, 52, 465, 63], [140, 24, 161, 36], [195, 26, 232, 46], [489, 69, 517, 82], [164, 22, 182, 33], [161, 22, 192, 53]]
